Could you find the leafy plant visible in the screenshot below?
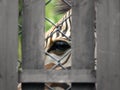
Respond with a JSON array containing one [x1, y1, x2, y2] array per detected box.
[[45, 0, 63, 31]]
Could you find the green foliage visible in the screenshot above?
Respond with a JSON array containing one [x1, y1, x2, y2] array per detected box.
[[45, 0, 63, 31]]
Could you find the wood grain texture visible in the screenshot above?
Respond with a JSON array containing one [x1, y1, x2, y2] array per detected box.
[[72, 0, 95, 89], [22, 0, 45, 69], [0, 0, 18, 90], [20, 70, 95, 83], [22, 0, 45, 90], [96, 0, 120, 90]]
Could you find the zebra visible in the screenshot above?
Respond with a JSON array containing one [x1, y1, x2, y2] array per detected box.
[[45, 0, 72, 90], [45, 9, 72, 70]]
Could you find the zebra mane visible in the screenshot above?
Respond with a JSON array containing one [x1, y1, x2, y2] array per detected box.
[[56, 0, 72, 14]]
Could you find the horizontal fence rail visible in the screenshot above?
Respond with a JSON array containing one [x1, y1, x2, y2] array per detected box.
[[20, 70, 95, 83]]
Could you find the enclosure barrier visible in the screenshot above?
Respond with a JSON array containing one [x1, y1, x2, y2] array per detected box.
[[0, 0, 18, 90], [0, 0, 120, 90]]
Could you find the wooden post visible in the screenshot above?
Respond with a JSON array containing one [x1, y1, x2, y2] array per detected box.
[[72, 0, 95, 89], [0, 0, 18, 90], [22, 0, 45, 89], [96, 0, 120, 90]]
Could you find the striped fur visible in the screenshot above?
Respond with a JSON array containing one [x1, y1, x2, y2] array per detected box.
[[45, 0, 72, 89], [45, 9, 72, 70]]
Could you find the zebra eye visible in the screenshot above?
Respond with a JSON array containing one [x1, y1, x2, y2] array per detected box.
[[47, 40, 71, 55]]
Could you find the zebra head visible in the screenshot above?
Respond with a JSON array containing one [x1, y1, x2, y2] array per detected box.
[[45, 0, 72, 70], [45, 10, 72, 70]]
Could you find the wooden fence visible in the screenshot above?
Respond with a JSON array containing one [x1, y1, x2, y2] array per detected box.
[[0, 0, 120, 90]]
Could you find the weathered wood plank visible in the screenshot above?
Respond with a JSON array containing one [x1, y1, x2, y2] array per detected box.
[[0, 0, 18, 90], [22, 0, 45, 90], [72, 0, 95, 89], [22, 0, 45, 69], [96, 0, 120, 90], [19, 70, 95, 83]]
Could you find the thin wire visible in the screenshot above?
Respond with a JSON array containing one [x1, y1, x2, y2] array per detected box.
[[63, 0, 72, 7], [45, 84, 54, 90], [45, 17, 57, 27], [45, 0, 52, 5]]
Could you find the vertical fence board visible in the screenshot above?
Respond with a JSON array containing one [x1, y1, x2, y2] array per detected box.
[[72, 0, 95, 89], [96, 0, 120, 90], [22, 0, 45, 89], [0, 0, 18, 90]]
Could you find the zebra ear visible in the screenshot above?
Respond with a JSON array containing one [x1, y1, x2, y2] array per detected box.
[[55, 0, 72, 14]]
